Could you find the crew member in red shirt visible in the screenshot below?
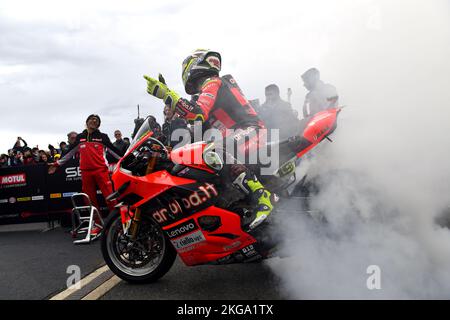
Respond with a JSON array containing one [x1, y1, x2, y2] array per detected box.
[[49, 114, 122, 235]]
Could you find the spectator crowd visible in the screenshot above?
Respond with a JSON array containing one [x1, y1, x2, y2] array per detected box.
[[0, 130, 131, 169]]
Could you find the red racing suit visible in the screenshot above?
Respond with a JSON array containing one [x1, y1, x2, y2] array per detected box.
[[56, 129, 122, 212], [174, 74, 266, 178], [175, 75, 264, 132]]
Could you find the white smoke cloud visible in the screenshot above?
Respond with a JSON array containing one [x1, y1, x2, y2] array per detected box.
[[266, 0, 450, 299]]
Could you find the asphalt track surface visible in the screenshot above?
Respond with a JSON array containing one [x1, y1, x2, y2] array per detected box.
[[0, 223, 284, 300], [101, 258, 283, 300], [0, 223, 103, 300]]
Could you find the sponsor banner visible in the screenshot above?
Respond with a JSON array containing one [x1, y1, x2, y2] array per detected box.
[[46, 158, 107, 213], [0, 164, 48, 218], [0, 159, 107, 221], [0, 213, 20, 220], [63, 192, 77, 198], [46, 158, 81, 213], [151, 183, 218, 226]]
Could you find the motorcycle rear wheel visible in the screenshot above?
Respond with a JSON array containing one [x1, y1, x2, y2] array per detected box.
[[101, 209, 177, 284]]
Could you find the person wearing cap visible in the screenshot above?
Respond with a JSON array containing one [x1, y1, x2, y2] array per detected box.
[[48, 114, 122, 235], [301, 68, 339, 118]]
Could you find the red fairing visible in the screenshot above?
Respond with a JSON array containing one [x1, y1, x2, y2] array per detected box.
[[162, 206, 257, 266], [112, 169, 197, 210], [297, 107, 341, 158], [169, 142, 215, 173]]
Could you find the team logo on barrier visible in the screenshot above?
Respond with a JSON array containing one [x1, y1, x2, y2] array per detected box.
[[0, 173, 26, 188], [65, 167, 82, 181]]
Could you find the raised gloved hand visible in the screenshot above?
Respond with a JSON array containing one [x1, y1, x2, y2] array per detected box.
[[144, 74, 181, 111], [144, 74, 168, 99]]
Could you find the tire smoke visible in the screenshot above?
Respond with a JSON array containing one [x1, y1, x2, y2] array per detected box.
[[266, 0, 450, 299]]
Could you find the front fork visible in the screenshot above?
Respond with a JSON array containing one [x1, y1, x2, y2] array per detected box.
[[119, 156, 157, 240], [118, 205, 141, 241], [128, 208, 142, 240]]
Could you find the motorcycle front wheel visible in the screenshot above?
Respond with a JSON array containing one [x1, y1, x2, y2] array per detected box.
[[101, 209, 177, 284]]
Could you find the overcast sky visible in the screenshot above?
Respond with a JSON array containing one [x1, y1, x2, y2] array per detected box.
[[1, 0, 449, 153]]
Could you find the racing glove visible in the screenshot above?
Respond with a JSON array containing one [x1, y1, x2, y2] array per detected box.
[[144, 74, 181, 111]]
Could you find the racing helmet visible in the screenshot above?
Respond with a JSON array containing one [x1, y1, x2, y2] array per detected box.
[[86, 114, 101, 127], [182, 49, 221, 95]]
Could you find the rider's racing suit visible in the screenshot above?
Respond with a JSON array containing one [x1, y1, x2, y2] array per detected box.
[[173, 74, 274, 230]]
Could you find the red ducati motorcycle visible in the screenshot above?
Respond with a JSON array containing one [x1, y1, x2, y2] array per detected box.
[[101, 108, 342, 283]]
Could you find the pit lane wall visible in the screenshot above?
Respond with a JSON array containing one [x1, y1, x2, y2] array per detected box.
[[0, 159, 113, 223]]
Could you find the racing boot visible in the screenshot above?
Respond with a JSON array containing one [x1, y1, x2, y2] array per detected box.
[[233, 172, 274, 230]]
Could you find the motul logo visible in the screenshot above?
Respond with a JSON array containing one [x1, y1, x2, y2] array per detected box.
[[1, 173, 26, 185]]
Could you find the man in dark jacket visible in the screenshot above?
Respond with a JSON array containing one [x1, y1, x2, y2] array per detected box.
[[161, 104, 189, 148], [259, 84, 301, 141], [112, 130, 129, 156]]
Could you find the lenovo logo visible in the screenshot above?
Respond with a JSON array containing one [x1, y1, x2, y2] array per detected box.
[[165, 219, 199, 239]]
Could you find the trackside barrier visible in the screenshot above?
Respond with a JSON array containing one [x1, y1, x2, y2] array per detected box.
[[0, 159, 113, 223]]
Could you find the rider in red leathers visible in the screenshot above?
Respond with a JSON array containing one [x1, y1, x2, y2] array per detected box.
[[144, 49, 274, 230]]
